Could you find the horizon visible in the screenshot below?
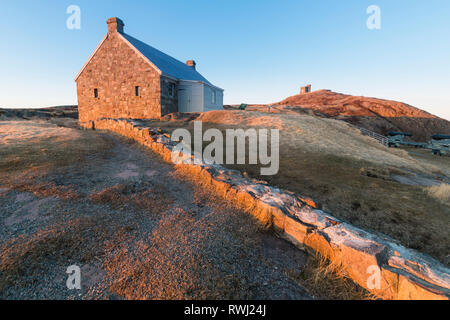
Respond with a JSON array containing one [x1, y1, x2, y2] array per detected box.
[[0, 0, 449, 120]]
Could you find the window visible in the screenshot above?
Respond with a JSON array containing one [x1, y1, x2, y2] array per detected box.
[[135, 86, 140, 97], [168, 83, 175, 98], [212, 90, 216, 104], [94, 88, 98, 98]]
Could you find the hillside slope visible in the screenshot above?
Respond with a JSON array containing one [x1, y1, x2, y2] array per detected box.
[[270, 90, 450, 142], [0, 106, 78, 121], [149, 110, 450, 265]]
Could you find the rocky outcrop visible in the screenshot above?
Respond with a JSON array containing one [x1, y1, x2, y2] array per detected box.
[[272, 90, 450, 142], [83, 118, 450, 300]]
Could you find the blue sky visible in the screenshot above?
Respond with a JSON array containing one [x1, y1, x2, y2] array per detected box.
[[0, 0, 449, 120]]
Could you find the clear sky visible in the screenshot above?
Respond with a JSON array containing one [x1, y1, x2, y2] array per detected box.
[[0, 0, 449, 120]]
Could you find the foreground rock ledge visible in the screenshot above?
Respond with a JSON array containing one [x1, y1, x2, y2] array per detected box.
[[82, 118, 450, 300]]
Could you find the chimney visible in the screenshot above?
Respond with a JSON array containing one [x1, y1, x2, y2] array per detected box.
[[107, 17, 124, 34], [186, 60, 196, 70]]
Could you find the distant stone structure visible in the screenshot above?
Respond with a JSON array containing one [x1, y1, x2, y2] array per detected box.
[[300, 84, 312, 94]]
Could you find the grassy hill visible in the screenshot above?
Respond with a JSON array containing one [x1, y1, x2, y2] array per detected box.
[[244, 90, 450, 142], [143, 110, 450, 266]]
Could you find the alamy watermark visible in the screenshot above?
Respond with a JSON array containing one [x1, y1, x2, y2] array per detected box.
[[366, 265, 381, 290], [66, 265, 81, 290], [66, 5, 81, 30], [171, 121, 279, 176], [366, 5, 381, 30]]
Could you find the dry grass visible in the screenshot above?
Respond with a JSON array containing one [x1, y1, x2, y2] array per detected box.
[[9, 181, 80, 200], [103, 209, 270, 300], [0, 218, 110, 295], [0, 121, 113, 176], [295, 254, 376, 300], [427, 184, 450, 204], [103, 211, 215, 300], [232, 151, 450, 265], [171, 165, 372, 300], [195, 111, 438, 172], [405, 147, 450, 177], [101, 179, 269, 300], [0, 120, 113, 198], [146, 112, 450, 266], [89, 182, 173, 212], [0, 119, 376, 300]]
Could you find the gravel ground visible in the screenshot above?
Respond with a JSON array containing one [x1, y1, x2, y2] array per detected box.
[[0, 127, 311, 300]]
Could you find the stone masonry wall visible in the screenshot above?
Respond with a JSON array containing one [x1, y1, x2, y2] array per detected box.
[[83, 118, 450, 300], [76, 32, 163, 123]]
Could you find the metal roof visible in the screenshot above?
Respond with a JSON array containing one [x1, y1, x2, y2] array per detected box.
[[388, 132, 412, 137], [432, 134, 450, 140], [121, 33, 213, 86]]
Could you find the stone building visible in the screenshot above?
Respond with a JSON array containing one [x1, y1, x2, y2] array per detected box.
[[75, 17, 223, 125], [300, 84, 312, 94]]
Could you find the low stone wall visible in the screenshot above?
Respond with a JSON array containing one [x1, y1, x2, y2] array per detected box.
[[83, 118, 450, 300]]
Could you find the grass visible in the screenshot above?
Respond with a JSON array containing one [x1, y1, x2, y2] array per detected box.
[[89, 182, 173, 212], [0, 121, 113, 195], [0, 121, 116, 296], [3, 118, 446, 300], [145, 118, 450, 266], [171, 164, 373, 300], [0, 121, 112, 174], [295, 254, 376, 300], [101, 177, 273, 300], [0, 218, 110, 296], [7, 181, 80, 200], [427, 184, 450, 204], [0, 119, 374, 300], [232, 150, 450, 265]]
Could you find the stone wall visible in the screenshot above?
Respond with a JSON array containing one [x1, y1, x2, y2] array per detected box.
[[76, 32, 164, 124], [83, 118, 450, 300]]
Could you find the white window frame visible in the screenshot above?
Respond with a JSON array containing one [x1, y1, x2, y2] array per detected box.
[[212, 89, 216, 104], [168, 83, 175, 98]]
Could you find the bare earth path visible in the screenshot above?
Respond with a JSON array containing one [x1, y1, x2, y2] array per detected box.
[[0, 123, 311, 299]]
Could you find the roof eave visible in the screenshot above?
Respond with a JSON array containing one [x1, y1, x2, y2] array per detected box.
[[75, 32, 223, 93], [118, 32, 163, 75], [74, 35, 108, 81], [178, 79, 224, 91]]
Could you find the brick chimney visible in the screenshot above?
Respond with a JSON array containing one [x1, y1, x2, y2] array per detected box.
[[107, 17, 124, 34], [186, 60, 196, 70]]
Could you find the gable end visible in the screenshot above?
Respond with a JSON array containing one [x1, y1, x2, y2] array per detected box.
[[74, 33, 164, 82]]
